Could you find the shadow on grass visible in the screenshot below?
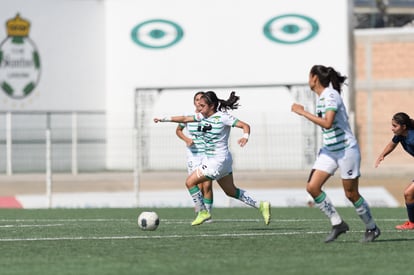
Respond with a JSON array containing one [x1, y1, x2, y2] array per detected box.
[[244, 226, 302, 231], [329, 237, 414, 244], [373, 237, 414, 243]]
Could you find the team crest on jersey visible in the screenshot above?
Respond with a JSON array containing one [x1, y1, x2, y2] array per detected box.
[[0, 14, 41, 99], [211, 116, 220, 123]]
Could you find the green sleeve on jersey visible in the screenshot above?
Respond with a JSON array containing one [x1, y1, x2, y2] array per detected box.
[[193, 114, 201, 121], [325, 107, 337, 112], [232, 119, 239, 127]]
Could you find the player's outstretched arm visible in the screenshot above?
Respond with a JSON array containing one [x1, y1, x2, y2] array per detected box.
[[375, 141, 398, 168], [153, 116, 195, 123]]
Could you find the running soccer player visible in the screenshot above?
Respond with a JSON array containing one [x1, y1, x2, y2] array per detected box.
[[176, 91, 213, 215], [291, 65, 381, 243], [375, 112, 414, 230], [155, 91, 271, 226]]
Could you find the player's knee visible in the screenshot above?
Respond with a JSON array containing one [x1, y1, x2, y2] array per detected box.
[[185, 176, 196, 189], [403, 189, 414, 202], [185, 181, 192, 189], [306, 184, 320, 198], [345, 191, 360, 203], [405, 183, 414, 200], [307, 169, 315, 183]]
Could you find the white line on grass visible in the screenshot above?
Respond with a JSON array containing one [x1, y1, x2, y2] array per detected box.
[[0, 231, 329, 242], [0, 219, 131, 222], [0, 229, 398, 242], [0, 224, 64, 228], [0, 218, 405, 223]]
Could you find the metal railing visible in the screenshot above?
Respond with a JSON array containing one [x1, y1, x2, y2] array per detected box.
[[0, 111, 106, 175]]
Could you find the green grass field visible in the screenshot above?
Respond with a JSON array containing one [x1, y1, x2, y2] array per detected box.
[[0, 207, 413, 275]]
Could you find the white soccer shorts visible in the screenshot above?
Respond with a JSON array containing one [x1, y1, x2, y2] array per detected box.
[[197, 154, 233, 180], [312, 144, 361, 179], [186, 155, 204, 175]]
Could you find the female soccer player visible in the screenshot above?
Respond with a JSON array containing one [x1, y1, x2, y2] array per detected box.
[[176, 91, 213, 215], [291, 65, 380, 242], [375, 112, 414, 230], [154, 91, 271, 226]]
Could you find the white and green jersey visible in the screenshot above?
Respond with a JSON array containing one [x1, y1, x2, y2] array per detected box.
[[316, 87, 357, 152], [178, 113, 205, 157], [197, 111, 239, 158]]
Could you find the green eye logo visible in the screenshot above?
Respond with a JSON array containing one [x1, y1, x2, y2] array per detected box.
[[131, 19, 184, 49], [263, 14, 319, 44]]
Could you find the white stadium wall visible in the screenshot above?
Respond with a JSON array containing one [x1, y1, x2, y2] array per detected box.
[[0, 0, 106, 172], [0, 0, 105, 111], [105, 0, 352, 170], [0, 0, 352, 171]]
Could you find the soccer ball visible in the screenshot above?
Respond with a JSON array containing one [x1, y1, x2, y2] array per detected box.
[[137, 211, 159, 231]]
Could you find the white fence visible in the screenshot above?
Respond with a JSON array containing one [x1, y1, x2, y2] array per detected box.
[[1, 84, 321, 175], [0, 111, 106, 174], [133, 84, 318, 173]]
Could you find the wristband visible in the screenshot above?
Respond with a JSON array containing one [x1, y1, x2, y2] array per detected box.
[[242, 133, 249, 139], [161, 117, 172, 122]]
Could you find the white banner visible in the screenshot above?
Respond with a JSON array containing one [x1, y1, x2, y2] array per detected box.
[[106, 0, 350, 88], [0, 0, 105, 111]]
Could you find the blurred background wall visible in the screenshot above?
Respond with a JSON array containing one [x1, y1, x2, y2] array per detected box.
[[0, 0, 413, 173]]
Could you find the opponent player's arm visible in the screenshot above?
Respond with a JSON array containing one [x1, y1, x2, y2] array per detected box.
[[375, 141, 398, 167]]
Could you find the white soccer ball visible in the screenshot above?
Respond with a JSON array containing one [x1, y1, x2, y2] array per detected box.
[[137, 211, 159, 231]]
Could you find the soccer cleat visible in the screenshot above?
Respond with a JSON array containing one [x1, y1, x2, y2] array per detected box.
[[361, 226, 381, 242], [259, 201, 271, 225], [395, 220, 414, 230], [204, 211, 213, 223], [191, 210, 211, 226], [324, 221, 349, 243]]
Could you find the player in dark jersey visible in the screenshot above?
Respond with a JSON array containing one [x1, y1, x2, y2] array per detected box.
[[375, 112, 414, 230]]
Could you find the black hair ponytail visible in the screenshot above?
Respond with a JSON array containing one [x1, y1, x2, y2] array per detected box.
[[203, 91, 240, 111], [218, 91, 240, 111], [310, 65, 347, 94]]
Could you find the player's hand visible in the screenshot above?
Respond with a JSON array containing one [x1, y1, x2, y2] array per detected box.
[[238, 137, 248, 147], [185, 139, 194, 147], [374, 156, 384, 168], [291, 103, 305, 115]]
